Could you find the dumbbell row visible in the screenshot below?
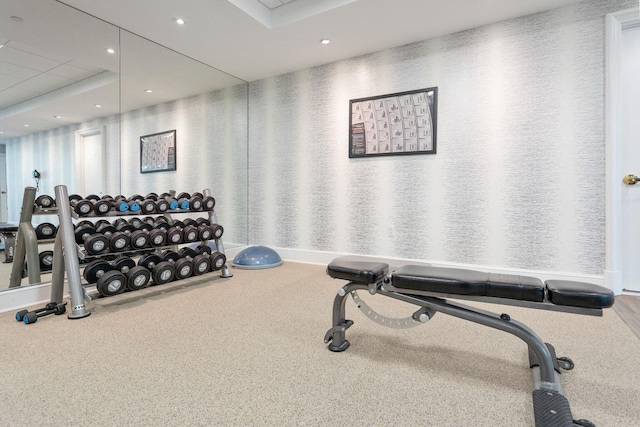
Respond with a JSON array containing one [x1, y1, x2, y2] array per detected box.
[[84, 248, 226, 297], [34, 210, 215, 241], [74, 220, 224, 255], [35, 192, 215, 216]]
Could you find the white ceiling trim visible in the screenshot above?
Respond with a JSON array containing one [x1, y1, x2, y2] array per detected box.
[[228, 0, 357, 29]]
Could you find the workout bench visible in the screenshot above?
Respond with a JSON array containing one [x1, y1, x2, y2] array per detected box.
[[324, 257, 615, 427]]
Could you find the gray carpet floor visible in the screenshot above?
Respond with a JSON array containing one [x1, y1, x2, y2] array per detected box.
[[1, 261, 639, 426]]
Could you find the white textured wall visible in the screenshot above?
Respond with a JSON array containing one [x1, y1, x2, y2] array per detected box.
[[248, 0, 636, 275], [119, 84, 249, 245]]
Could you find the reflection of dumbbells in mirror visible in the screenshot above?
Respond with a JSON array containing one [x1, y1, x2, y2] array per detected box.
[[138, 254, 175, 285], [74, 223, 109, 255], [177, 247, 211, 276], [34, 194, 56, 209], [68, 194, 111, 216], [24, 250, 54, 273], [35, 222, 58, 240], [16, 302, 67, 324], [161, 250, 195, 280], [39, 250, 54, 272]]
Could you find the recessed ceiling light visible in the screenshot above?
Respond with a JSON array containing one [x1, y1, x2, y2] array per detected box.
[[0, 131, 4, 134], [320, 39, 330, 45], [95, 104, 102, 108], [54, 115, 61, 119], [106, 48, 115, 54], [23, 124, 29, 127], [174, 18, 185, 25], [145, 89, 153, 93]]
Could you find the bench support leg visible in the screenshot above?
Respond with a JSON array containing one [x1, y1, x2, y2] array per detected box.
[[325, 283, 368, 352]]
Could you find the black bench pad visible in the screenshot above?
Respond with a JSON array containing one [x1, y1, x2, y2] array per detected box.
[[392, 265, 545, 302], [327, 257, 389, 284], [546, 280, 614, 309]]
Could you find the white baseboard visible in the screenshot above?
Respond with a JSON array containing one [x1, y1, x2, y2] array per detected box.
[[270, 246, 607, 286], [1, 245, 611, 314]]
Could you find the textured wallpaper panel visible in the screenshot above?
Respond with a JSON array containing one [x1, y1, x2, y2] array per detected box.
[[248, 0, 636, 275], [119, 84, 249, 245]]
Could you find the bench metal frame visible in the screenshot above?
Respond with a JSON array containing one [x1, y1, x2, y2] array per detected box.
[[325, 278, 599, 426]]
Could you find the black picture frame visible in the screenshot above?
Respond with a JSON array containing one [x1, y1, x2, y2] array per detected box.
[[349, 87, 437, 158], [140, 129, 177, 173]]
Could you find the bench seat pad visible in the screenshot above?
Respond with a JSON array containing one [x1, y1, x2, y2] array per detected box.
[[545, 280, 614, 309], [327, 257, 389, 284], [392, 265, 545, 302]]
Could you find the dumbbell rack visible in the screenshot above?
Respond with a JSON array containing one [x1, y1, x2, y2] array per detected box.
[[13, 184, 232, 320]]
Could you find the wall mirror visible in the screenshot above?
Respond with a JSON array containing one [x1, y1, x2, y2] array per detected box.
[[0, 0, 249, 291]]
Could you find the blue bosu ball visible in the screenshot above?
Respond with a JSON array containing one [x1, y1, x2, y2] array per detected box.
[[232, 246, 283, 269]]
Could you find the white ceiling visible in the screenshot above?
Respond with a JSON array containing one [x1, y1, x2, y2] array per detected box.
[[59, 0, 585, 82], [0, 0, 584, 140]]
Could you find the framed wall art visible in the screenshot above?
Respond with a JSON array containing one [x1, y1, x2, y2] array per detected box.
[[140, 129, 177, 173], [349, 87, 437, 158]]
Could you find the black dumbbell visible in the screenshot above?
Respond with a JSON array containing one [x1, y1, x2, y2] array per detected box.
[[209, 223, 224, 240], [15, 301, 59, 321], [110, 256, 151, 291], [34, 194, 56, 209], [112, 196, 141, 212], [74, 224, 109, 255], [145, 226, 168, 247], [105, 196, 129, 212], [83, 259, 114, 283], [35, 222, 57, 240], [125, 265, 151, 291], [95, 223, 130, 252], [177, 247, 211, 276], [126, 221, 166, 247], [114, 222, 149, 249], [161, 194, 180, 210], [128, 217, 144, 228], [202, 195, 215, 211], [152, 216, 171, 231], [90, 198, 112, 215], [78, 194, 111, 215], [111, 256, 136, 275], [69, 194, 94, 216], [161, 250, 194, 280], [180, 220, 200, 243], [193, 243, 212, 256], [180, 219, 211, 241], [39, 250, 54, 271], [176, 192, 203, 211], [21, 302, 67, 324], [82, 259, 127, 297], [210, 251, 227, 271], [138, 253, 175, 285]]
